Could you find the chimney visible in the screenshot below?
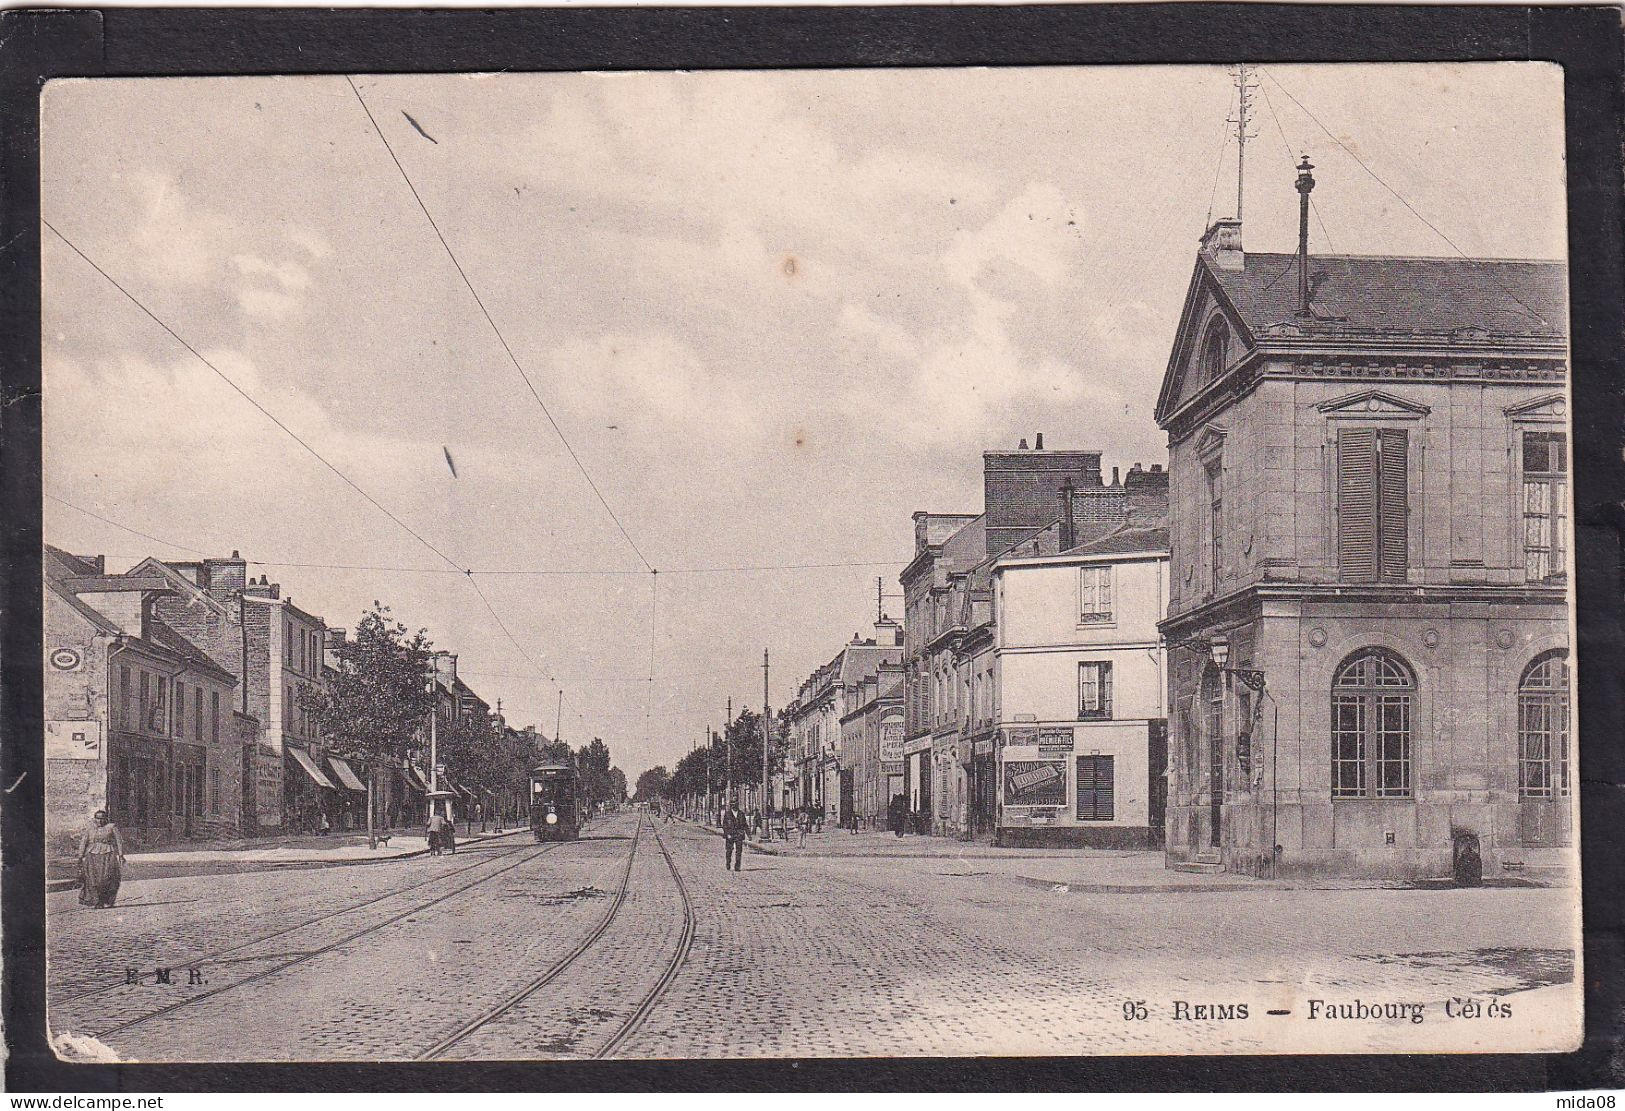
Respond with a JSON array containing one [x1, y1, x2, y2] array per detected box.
[[1059, 478, 1077, 551], [1151, 463, 1163, 473], [1199, 217, 1244, 271], [1295, 155, 1316, 317], [1110, 466, 1121, 488], [1034, 432, 1044, 450], [1018, 437, 1029, 450]]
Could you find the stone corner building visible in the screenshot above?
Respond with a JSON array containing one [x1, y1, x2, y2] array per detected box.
[[1155, 173, 1571, 880]]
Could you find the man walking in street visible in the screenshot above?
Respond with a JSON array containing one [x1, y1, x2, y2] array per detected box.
[[722, 802, 747, 871]]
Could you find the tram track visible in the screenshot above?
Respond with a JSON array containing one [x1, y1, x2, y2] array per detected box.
[[419, 812, 696, 1060], [90, 837, 566, 1039], [592, 815, 695, 1058], [50, 832, 535, 1008], [416, 817, 644, 1059]]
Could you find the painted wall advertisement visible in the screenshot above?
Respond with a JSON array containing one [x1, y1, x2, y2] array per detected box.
[[1003, 759, 1067, 806], [879, 719, 904, 763], [46, 720, 101, 760], [256, 745, 284, 829]]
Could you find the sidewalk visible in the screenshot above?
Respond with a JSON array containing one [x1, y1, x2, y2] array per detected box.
[[680, 820, 1564, 893], [47, 824, 529, 891]]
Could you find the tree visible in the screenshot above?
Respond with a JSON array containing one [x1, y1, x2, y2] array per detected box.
[[301, 604, 435, 849], [634, 765, 671, 803], [608, 766, 628, 807], [575, 737, 614, 811]]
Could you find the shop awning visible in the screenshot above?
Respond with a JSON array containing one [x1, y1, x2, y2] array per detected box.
[[327, 756, 367, 793], [287, 746, 337, 790]]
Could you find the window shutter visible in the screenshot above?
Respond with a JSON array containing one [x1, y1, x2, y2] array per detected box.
[[1338, 428, 1379, 582], [1099, 568, 1113, 615], [1378, 428, 1408, 581]]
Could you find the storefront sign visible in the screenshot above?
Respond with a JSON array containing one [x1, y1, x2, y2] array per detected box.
[[49, 647, 84, 671], [1037, 728, 1073, 756], [1005, 726, 1038, 748], [881, 761, 904, 776], [1004, 759, 1067, 806]]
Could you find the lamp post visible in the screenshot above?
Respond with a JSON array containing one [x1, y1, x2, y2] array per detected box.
[[1187, 634, 1272, 877]]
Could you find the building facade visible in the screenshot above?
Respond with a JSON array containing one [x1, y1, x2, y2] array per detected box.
[[993, 525, 1170, 846], [842, 661, 905, 827], [45, 548, 248, 854], [785, 624, 903, 825], [1155, 183, 1571, 879]]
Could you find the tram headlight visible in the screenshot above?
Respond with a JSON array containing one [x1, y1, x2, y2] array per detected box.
[[546, 812, 558, 825]]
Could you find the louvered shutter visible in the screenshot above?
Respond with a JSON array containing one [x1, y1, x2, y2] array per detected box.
[[1338, 428, 1379, 582], [1377, 428, 1409, 581]]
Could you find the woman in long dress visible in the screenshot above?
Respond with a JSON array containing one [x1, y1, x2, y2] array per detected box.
[[77, 810, 126, 909]]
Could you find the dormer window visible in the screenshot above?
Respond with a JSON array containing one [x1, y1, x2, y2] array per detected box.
[[1200, 317, 1230, 385]]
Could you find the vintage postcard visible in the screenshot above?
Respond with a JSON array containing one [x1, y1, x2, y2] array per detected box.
[[38, 62, 1580, 1061]]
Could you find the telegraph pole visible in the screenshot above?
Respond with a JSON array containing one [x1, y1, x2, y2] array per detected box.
[[725, 696, 733, 808], [1230, 63, 1257, 222], [762, 649, 771, 838], [554, 690, 563, 748]]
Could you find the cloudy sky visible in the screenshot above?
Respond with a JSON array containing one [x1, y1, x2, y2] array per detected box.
[[41, 63, 1566, 779]]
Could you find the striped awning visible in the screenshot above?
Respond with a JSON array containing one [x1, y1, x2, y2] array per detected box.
[[327, 756, 366, 793], [287, 746, 337, 790]]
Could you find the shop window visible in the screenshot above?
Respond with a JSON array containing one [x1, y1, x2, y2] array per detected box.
[[1079, 565, 1114, 623], [1076, 755, 1115, 821], [1331, 648, 1414, 799], [1522, 432, 1568, 582], [1518, 650, 1570, 798], [1078, 662, 1114, 720]]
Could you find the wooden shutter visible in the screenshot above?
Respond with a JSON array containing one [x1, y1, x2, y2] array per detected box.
[[1338, 428, 1379, 582], [1378, 428, 1408, 581]]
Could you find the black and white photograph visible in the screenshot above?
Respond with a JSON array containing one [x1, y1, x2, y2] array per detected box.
[[33, 58, 1585, 1062]]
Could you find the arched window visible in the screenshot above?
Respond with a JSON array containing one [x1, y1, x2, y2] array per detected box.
[[1332, 649, 1415, 799], [1199, 317, 1229, 385], [1519, 650, 1570, 798]]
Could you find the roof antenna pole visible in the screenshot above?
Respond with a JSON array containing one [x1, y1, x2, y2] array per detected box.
[[1229, 64, 1257, 223]]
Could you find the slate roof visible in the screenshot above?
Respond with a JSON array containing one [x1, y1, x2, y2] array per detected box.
[[1064, 525, 1170, 558], [1212, 253, 1566, 338]]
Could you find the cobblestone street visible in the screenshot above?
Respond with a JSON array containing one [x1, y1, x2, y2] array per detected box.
[[46, 811, 1580, 1061]]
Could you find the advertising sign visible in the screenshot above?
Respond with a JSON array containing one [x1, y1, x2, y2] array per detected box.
[[1004, 759, 1067, 806], [1037, 728, 1073, 756], [45, 720, 101, 760], [881, 761, 904, 776], [879, 720, 904, 763], [48, 647, 84, 671]]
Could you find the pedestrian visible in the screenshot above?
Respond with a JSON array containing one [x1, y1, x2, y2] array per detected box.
[[795, 808, 810, 848], [475, 801, 485, 833], [722, 801, 747, 872], [427, 809, 452, 856], [77, 810, 127, 909], [888, 793, 907, 838]]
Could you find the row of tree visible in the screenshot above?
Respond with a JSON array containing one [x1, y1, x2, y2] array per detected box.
[[302, 602, 628, 847], [636, 708, 790, 810]]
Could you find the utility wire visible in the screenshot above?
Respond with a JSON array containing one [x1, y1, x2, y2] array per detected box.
[[1258, 68, 1554, 330], [43, 222, 574, 725], [49, 496, 906, 577], [345, 76, 654, 573], [45, 493, 210, 558], [44, 220, 468, 572], [1257, 82, 1336, 254]]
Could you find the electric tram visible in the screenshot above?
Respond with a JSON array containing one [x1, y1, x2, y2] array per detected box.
[[529, 761, 581, 842]]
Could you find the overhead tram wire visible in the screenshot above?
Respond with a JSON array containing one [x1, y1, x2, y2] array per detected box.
[[1257, 81, 1336, 254], [47, 497, 909, 578], [1257, 68, 1554, 331], [344, 76, 654, 575], [42, 221, 574, 717], [43, 221, 463, 574]]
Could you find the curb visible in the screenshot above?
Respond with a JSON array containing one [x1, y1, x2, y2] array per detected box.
[[46, 827, 532, 891]]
